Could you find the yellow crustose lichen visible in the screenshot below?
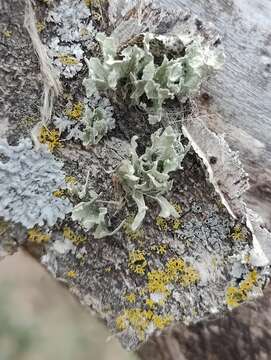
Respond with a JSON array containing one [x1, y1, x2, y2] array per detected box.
[[38, 127, 61, 151], [147, 258, 199, 297], [231, 225, 246, 241], [226, 269, 258, 308], [125, 293, 136, 304], [28, 228, 51, 244], [128, 250, 147, 275], [58, 54, 79, 65], [66, 102, 84, 119], [67, 270, 77, 279], [52, 189, 66, 198], [63, 227, 86, 246], [151, 244, 167, 255], [65, 176, 78, 185], [116, 308, 172, 339], [36, 21, 45, 33]]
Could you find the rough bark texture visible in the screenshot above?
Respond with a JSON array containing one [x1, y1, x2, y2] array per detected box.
[[1, 0, 271, 359]]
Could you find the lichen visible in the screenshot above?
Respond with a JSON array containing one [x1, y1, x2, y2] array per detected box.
[[0, 138, 72, 228], [84, 32, 223, 123], [63, 226, 86, 245], [66, 102, 84, 119], [117, 126, 186, 230], [128, 250, 147, 275], [28, 228, 51, 244], [38, 126, 61, 151], [226, 270, 258, 308]]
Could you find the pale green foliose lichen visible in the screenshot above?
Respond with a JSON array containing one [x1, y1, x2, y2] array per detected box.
[[83, 32, 224, 124], [116, 126, 186, 230], [72, 187, 124, 239], [0, 138, 72, 228]]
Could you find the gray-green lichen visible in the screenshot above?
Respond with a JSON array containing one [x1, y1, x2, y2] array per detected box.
[[83, 32, 224, 123], [117, 126, 186, 230], [0, 138, 72, 228]]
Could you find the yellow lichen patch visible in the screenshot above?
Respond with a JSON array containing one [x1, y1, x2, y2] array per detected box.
[[152, 314, 172, 330], [116, 313, 127, 331], [180, 266, 200, 287], [105, 266, 112, 273], [156, 217, 168, 232], [0, 221, 9, 235], [84, 0, 92, 6], [145, 298, 155, 308], [128, 250, 147, 275], [65, 176, 78, 185], [63, 227, 86, 246], [166, 258, 185, 280], [125, 293, 136, 304], [36, 21, 45, 32], [52, 189, 66, 198], [123, 216, 144, 243], [231, 225, 246, 241], [3, 30, 12, 38], [115, 309, 173, 339], [66, 102, 84, 120], [226, 270, 258, 309], [147, 270, 170, 295], [28, 228, 51, 244], [171, 218, 182, 231], [172, 203, 182, 215], [38, 126, 61, 151], [67, 270, 77, 279], [151, 244, 168, 255], [58, 54, 79, 65]]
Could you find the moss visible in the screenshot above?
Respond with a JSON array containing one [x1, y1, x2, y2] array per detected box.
[[38, 127, 61, 151], [66, 102, 84, 119], [128, 250, 147, 275], [28, 228, 51, 244]]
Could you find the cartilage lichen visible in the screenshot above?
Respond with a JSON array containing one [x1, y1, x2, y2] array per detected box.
[[117, 126, 186, 230], [84, 32, 223, 123]]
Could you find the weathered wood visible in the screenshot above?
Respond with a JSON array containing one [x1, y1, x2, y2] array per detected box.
[[158, 0, 271, 227]]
